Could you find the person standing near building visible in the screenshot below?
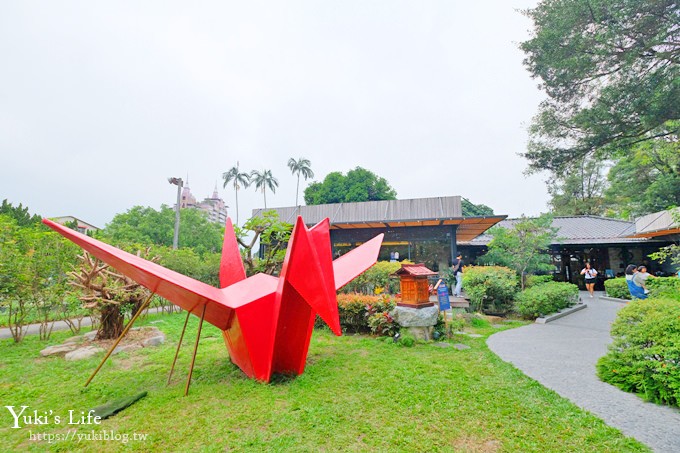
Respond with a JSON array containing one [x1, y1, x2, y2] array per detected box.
[[451, 253, 463, 297], [580, 262, 598, 298], [633, 265, 655, 294]]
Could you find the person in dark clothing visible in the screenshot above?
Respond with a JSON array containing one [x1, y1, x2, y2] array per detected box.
[[451, 253, 463, 297]]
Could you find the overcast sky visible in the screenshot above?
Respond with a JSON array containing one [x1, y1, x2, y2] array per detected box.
[[1, 1, 548, 228]]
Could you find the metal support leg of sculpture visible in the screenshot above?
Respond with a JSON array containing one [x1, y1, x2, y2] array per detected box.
[[85, 293, 155, 387], [184, 304, 207, 396], [167, 309, 192, 386]]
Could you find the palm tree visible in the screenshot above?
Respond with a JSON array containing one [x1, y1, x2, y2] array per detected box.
[[250, 169, 279, 209], [287, 157, 314, 206], [222, 162, 251, 225]]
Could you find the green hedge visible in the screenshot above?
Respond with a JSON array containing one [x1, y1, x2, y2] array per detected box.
[[514, 282, 580, 319], [462, 266, 518, 313], [597, 298, 680, 407], [524, 274, 554, 288], [647, 277, 680, 301], [604, 278, 631, 300]]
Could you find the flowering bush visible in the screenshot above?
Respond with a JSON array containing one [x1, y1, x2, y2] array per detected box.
[[597, 298, 680, 407], [315, 293, 397, 335]]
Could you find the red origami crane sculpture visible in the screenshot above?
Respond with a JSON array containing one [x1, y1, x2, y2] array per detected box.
[[43, 217, 383, 389]]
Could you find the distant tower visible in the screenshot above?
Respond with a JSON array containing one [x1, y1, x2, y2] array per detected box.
[[180, 176, 197, 208]]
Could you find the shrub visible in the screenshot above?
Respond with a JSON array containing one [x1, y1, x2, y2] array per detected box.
[[339, 261, 410, 295], [397, 333, 416, 347], [597, 298, 680, 407], [514, 282, 579, 319], [462, 266, 518, 313], [524, 274, 554, 288], [647, 277, 680, 302], [316, 293, 397, 334], [604, 278, 632, 300]]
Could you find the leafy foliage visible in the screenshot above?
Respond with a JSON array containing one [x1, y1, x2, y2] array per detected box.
[[102, 205, 224, 254], [0, 199, 43, 227], [250, 169, 279, 209], [462, 266, 518, 313], [317, 293, 397, 334], [514, 282, 579, 319], [647, 277, 680, 302], [605, 138, 680, 217], [0, 215, 78, 342], [479, 214, 557, 289], [521, 1, 680, 173], [548, 156, 607, 216], [461, 198, 494, 216], [597, 298, 680, 407], [604, 278, 632, 300], [524, 274, 555, 289], [648, 209, 680, 269], [236, 210, 292, 275], [339, 261, 404, 295], [304, 167, 397, 205]]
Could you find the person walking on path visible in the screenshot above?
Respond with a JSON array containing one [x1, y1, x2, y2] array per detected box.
[[580, 262, 598, 298], [451, 253, 463, 297]]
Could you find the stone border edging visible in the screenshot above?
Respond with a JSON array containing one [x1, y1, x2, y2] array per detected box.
[[535, 303, 587, 324], [598, 295, 630, 304]]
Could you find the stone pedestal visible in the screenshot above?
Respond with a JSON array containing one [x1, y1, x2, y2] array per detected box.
[[390, 305, 439, 341]]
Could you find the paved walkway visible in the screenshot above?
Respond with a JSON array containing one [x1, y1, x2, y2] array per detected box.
[[487, 292, 680, 453], [0, 307, 168, 340]]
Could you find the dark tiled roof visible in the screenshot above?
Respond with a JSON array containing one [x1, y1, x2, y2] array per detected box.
[[467, 216, 650, 246]]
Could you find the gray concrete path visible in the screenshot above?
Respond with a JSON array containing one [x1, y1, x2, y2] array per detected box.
[[0, 307, 168, 340], [488, 291, 680, 453]]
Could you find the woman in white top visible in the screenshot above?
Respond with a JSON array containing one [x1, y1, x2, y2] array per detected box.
[[580, 262, 598, 298]]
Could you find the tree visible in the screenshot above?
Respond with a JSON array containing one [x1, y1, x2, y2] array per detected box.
[[520, 1, 680, 173], [250, 169, 279, 209], [605, 134, 680, 218], [0, 214, 78, 342], [287, 157, 314, 206], [648, 209, 680, 270], [69, 251, 154, 340], [103, 205, 223, 254], [222, 162, 251, 225], [548, 157, 608, 216], [304, 167, 397, 205], [0, 199, 43, 227], [235, 211, 293, 275], [461, 198, 494, 216], [479, 214, 558, 289]]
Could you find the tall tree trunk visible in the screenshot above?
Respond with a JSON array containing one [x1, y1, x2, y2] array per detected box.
[[296, 174, 300, 206], [263, 188, 267, 209], [235, 187, 239, 225]]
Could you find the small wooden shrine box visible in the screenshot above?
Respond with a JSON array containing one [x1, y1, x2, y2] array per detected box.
[[393, 263, 436, 308]]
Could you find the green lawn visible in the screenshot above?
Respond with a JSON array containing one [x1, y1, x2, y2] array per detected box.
[[0, 313, 648, 452]]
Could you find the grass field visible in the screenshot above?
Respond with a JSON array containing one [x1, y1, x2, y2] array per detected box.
[[0, 313, 648, 452]]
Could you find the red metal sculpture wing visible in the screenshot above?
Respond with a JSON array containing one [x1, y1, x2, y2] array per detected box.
[[219, 218, 246, 288], [332, 233, 384, 290], [42, 219, 233, 329]]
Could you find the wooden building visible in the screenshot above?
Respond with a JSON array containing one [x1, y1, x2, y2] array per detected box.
[[253, 196, 506, 272]]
